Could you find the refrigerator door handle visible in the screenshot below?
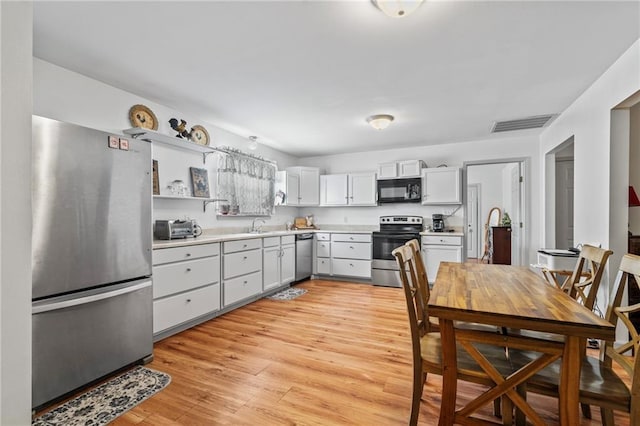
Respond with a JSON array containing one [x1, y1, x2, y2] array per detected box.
[[32, 280, 151, 314]]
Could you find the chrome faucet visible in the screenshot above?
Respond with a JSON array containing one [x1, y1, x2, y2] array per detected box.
[[251, 218, 266, 233]]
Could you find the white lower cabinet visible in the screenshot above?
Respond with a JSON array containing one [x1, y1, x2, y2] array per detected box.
[[421, 235, 463, 283], [224, 271, 263, 306], [152, 243, 221, 336], [314, 232, 372, 279], [331, 258, 371, 278], [153, 284, 220, 334], [263, 236, 295, 291], [223, 239, 263, 307]]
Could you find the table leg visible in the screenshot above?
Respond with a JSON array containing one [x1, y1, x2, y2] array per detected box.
[[559, 336, 583, 425], [439, 319, 457, 426]]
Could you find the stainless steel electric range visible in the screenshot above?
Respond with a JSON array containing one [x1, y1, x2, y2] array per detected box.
[[372, 215, 423, 287]]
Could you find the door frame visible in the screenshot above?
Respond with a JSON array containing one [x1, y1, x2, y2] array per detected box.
[[466, 183, 480, 259], [463, 158, 529, 266]]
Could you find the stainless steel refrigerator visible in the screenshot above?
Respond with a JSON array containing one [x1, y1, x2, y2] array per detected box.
[[31, 116, 153, 409]]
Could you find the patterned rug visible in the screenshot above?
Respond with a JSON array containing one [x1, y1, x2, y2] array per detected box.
[[267, 287, 307, 301], [32, 366, 171, 426]]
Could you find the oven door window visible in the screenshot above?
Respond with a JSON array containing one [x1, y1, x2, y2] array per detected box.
[[373, 234, 419, 260]]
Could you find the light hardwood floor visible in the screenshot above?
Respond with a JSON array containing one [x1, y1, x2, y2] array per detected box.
[[101, 280, 628, 425]]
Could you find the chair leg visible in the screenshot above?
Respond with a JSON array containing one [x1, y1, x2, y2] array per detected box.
[[409, 368, 424, 426], [501, 397, 513, 426], [515, 383, 527, 426], [581, 402, 592, 419], [600, 407, 615, 426]]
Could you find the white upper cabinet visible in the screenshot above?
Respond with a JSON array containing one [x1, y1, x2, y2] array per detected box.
[[398, 160, 425, 178], [276, 167, 320, 206], [421, 167, 462, 205], [377, 160, 425, 179], [289, 167, 320, 206], [321, 174, 348, 205], [348, 173, 377, 206], [377, 162, 398, 179], [320, 172, 376, 206]]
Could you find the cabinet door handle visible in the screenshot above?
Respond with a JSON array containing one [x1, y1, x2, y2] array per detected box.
[[349, 263, 354, 267], [349, 237, 354, 240], [243, 256, 248, 260], [186, 268, 192, 272], [349, 246, 354, 249], [185, 253, 192, 257], [186, 299, 192, 303], [243, 280, 248, 284]]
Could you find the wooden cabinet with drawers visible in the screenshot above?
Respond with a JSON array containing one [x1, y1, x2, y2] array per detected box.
[[491, 226, 512, 265]]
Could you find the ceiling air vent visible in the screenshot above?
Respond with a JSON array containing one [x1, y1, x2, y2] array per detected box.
[[491, 115, 555, 133]]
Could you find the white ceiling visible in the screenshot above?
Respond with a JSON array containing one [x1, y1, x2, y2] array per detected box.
[[33, 1, 640, 157]]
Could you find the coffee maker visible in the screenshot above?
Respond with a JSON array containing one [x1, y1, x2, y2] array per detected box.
[[432, 214, 445, 232]]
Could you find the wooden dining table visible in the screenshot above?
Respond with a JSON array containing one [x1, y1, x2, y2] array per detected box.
[[428, 262, 615, 426]]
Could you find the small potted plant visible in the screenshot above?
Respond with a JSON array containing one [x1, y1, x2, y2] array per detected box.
[[502, 212, 512, 227]]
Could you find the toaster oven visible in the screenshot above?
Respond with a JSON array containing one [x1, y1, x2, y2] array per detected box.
[[154, 219, 200, 240]]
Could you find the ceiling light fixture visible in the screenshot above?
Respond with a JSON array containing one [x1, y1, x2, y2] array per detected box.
[[371, 0, 424, 18], [366, 114, 395, 130], [248, 135, 258, 150]]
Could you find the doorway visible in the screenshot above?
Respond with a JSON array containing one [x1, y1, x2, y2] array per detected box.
[[465, 160, 526, 266], [544, 137, 575, 249]]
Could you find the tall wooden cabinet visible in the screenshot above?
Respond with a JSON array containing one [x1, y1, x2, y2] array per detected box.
[[491, 226, 512, 265]]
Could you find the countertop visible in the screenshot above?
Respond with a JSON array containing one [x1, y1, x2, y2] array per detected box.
[[153, 228, 374, 249]]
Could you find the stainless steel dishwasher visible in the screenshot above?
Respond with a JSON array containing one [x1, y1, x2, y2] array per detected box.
[[295, 233, 314, 281]]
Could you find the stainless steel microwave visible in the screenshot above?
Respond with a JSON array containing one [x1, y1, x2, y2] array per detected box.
[[377, 178, 421, 203]]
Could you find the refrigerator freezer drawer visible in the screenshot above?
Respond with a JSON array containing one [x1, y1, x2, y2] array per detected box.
[[32, 279, 152, 409]]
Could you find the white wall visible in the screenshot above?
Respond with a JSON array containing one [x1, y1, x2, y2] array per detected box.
[[33, 59, 300, 231], [540, 39, 640, 320], [298, 134, 541, 264], [1, 1, 33, 423]]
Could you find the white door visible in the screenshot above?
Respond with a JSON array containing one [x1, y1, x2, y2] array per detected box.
[[280, 245, 296, 284], [510, 165, 522, 266], [349, 173, 377, 206], [467, 184, 479, 259], [555, 160, 574, 249], [263, 247, 281, 290], [321, 174, 348, 206]]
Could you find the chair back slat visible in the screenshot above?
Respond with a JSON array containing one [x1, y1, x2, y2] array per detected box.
[[600, 254, 640, 398], [564, 245, 613, 310], [392, 245, 424, 362]]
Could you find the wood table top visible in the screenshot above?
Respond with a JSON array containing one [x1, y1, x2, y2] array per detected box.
[[429, 262, 615, 341]]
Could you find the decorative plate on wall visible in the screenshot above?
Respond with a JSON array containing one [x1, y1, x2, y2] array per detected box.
[[129, 104, 158, 130], [190, 125, 210, 146]]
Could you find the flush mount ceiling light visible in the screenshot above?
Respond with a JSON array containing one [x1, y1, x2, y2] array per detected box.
[[366, 114, 395, 130], [371, 0, 424, 18], [248, 135, 258, 150]]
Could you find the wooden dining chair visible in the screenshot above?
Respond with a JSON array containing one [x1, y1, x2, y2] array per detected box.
[[392, 244, 515, 425], [513, 253, 640, 426], [541, 244, 613, 311]]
